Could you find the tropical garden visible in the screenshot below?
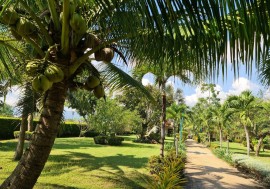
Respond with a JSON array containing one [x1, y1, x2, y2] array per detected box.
[[0, 0, 270, 188]]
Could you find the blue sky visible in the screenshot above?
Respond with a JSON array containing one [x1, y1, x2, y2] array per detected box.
[[2, 60, 268, 119], [141, 63, 268, 107]]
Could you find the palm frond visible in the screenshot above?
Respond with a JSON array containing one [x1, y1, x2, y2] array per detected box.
[[98, 62, 154, 101], [16, 81, 36, 116]]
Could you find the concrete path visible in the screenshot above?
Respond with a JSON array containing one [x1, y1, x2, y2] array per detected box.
[[184, 139, 265, 189]]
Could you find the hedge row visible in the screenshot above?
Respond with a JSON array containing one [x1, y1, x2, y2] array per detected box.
[[0, 117, 86, 139], [232, 154, 270, 186]]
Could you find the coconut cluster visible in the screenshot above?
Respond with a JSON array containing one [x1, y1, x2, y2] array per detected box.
[[26, 60, 64, 93], [67, 2, 115, 63], [0, 2, 112, 99], [85, 75, 105, 99], [0, 6, 38, 40]]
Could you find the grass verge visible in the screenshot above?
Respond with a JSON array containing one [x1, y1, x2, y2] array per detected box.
[[0, 136, 165, 189]]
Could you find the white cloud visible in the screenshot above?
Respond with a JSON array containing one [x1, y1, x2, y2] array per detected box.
[[142, 78, 152, 86], [184, 83, 233, 107], [4, 86, 21, 107], [166, 80, 175, 88], [263, 88, 270, 100], [228, 77, 259, 95]]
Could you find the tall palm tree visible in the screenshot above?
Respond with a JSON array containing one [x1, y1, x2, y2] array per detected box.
[[0, 1, 269, 188], [134, 63, 192, 157], [225, 90, 257, 156], [167, 102, 187, 156], [211, 104, 233, 149], [14, 81, 36, 160], [166, 102, 187, 141]]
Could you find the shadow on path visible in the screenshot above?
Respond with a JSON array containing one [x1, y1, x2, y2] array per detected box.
[[184, 139, 265, 189]]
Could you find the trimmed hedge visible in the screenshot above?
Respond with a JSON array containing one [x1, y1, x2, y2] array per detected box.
[[107, 137, 124, 146], [232, 154, 270, 186], [93, 136, 124, 146], [14, 131, 33, 140], [58, 122, 81, 137], [81, 130, 100, 137], [94, 136, 107, 145], [0, 117, 85, 139], [0, 117, 22, 139]]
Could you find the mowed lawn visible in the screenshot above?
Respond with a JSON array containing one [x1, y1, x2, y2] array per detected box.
[[0, 136, 166, 189], [212, 141, 270, 164]]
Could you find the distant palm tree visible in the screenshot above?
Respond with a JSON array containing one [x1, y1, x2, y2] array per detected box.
[[14, 82, 36, 160], [134, 64, 192, 157], [225, 90, 257, 156], [211, 104, 232, 149]]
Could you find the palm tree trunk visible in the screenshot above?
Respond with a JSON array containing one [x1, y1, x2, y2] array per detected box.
[[14, 114, 28, 161], [160, 84, 166, 157], [208, 132, 211, 146], [255, 137, 263, 156], [243, 125, 250, 156], [219, 126, 223, 149], [140, 122, 148, 139], [226, 135, 230, 154], [27, 113, 34, 132], [1, 82, 67, 188]]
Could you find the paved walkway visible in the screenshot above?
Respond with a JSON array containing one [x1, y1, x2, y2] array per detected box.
[[184, 139, 265, 189]]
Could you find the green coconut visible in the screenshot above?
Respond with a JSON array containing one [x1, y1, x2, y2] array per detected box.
[[32, 74, 53, 93], [44, 65, 64, 83], [86, 76, 100, 89], [26, 60, 42, 76], [93, 85, 105, 99]]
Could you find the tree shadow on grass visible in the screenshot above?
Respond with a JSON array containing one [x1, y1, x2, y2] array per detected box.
[[0, 141, 18, 151], [42, 151, 150, 188], [35, 183, 79, 189], [45, 151, 149, 174], [93, 168, 148, 189], [120, 142, 157, 149]]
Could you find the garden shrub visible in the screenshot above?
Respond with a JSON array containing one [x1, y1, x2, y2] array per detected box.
[[14, 131, 33, 140], [198, 133, 207, 144], [107, 136, 124, 146], [182, 131, 188, 142], [193, 135, 200, 143], [58, 122, 80, 137], [231, 154, 270, 186], [94, 136, 124, 145], [82, 130, 100, 137], [0, 117, 83, 139], [133, 137, 153, 144], [94, 136, 107, 145], [148, 132, 160, 143], [148, 149, 186, 188], [0, 117, 23, 139], [212, 148, 233, 164]]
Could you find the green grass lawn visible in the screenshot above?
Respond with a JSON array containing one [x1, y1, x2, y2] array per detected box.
[[212, 141, 270, 164], [0, 136, 172, 189]]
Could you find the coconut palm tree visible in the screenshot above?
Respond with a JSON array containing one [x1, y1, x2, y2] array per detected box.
[[225, 90, 257, 156], [166, 102, 187, 141], [0, 1, 269, 188], [167, 102, 187, 156], [133, 63, 192, 157], [14, 81, 36, 160], [211, 103, 233, 149]]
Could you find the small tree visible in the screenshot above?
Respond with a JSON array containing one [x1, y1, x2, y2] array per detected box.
[[86, 98, 141, 135]]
